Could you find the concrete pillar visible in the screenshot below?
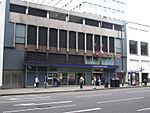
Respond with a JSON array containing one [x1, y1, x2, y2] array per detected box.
[[25, 24, 28, 48], [57, 29, 60, 51], [67, 30, 69, 52], [84, 33, 87, 53], [0, 0, 6, 88], [13, 23, 16, 47], [36, 26, 39, 49], [47, 28, 49, 50], [76, 32, 78, 53]]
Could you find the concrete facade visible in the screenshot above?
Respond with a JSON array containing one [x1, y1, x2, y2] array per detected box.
[[1, 0, 126, 88], [126, 23, 150, 85]]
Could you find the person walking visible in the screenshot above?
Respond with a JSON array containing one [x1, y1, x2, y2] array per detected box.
[[79, 76, 84, 89], [35, 75, 40, 88], [44, 75, 48, 88]]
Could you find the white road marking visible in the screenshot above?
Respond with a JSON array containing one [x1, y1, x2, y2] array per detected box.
[[14, 100, 72, 106], [97, 97, 144, 104], [0, 98, 52, 104], [126, 90, 150, 94], [137, 108, 150, 112], [3, 104, 76, 113], [76, 93, 112, 98], [63, 108, 102, 113]]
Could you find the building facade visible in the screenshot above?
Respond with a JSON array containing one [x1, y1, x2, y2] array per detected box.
[[22, 0, 127, 21], [1, 0, 126, 89], [126, 23, 150, 85]]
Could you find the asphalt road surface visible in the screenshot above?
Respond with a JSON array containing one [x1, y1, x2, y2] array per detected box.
[[1, 87, 150, 113]]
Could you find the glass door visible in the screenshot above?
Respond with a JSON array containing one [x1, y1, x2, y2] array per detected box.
[[48, 72, 58, 86]]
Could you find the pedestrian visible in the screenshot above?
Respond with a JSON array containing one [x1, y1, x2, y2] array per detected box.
[[44, 75, 48, 88], [35, 75, 40, 88], [79, 76, 84, 89]]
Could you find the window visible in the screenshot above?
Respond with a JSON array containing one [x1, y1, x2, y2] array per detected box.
[[49, 28, 57, 47], [39, 27, 47, 46], [101, 22, 113, 29], [116, 38, 121, 53], [86, 34, 92, 50], [129, 40, 138, 54], [102, 58, 114, 65], [141, 42, 148, 55], [59, 30, 67, 48], [109, 37, 114, 53], [28, 7, 47, 17], [27, 25, 37, 45], [10, 4, 26, 14], [69, 31, 76, 49], [78, 32, 85, 50], [102, 36, 108, 52], [15, 24, 26, 44]]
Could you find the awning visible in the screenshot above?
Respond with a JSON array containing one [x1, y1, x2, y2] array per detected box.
[[24, 61, 119, 69]]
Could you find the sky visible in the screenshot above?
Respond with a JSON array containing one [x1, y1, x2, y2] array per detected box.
[[127, 0, 150, 26]]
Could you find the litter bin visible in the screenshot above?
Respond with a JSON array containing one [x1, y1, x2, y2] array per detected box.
[[110, 78, 115, 87], [110, 78, 120, 87], [104, 80, 109, 88]]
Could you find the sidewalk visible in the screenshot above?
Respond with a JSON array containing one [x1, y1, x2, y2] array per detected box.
[[0, 84, 149, 96]]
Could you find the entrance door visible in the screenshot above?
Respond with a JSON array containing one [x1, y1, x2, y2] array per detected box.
[[48, 72, 58, 86]]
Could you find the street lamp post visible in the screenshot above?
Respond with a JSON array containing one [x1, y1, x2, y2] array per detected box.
[[25, 66, 31, 87]]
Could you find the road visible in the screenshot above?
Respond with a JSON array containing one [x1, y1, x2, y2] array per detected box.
[[0, 87, 150, 113]]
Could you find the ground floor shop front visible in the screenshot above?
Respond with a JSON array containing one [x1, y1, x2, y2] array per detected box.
[[2, 63, 120, 88], [26, 64, 118, 87]]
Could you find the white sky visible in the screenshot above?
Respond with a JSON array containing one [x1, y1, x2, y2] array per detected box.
[[127, 0, 150, 25]]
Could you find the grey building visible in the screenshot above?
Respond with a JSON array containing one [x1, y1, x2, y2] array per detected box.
[[1, 0, 126, 89]]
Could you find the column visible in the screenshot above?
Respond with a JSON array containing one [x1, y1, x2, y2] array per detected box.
[[47, 28, 49, 50], [76, 32, 78, 53], [83, 18, 85, 25], [13, 23, 16, 47], [47, 11, 50, 19], [0, 0, 6, 88], [92, 34, 95, 54], [114, 37, 116, 56], [57, 29, 60, 51], [67, 30, 69, 52], [36, 26, 39, 49], [25, 24, 28, 48], [107, 36, 109, 55], [85, 33, 87, 53]]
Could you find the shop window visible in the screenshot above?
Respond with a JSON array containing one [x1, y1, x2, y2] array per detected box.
[[129, 40, 138, 54], [141, 42, 148, 55], [102, 58, 114, 65], [15, 24, 26, 44]]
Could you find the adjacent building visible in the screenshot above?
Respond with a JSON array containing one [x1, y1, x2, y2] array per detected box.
[[0, 0, 126, 88], [126, 22, 150, 85]]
